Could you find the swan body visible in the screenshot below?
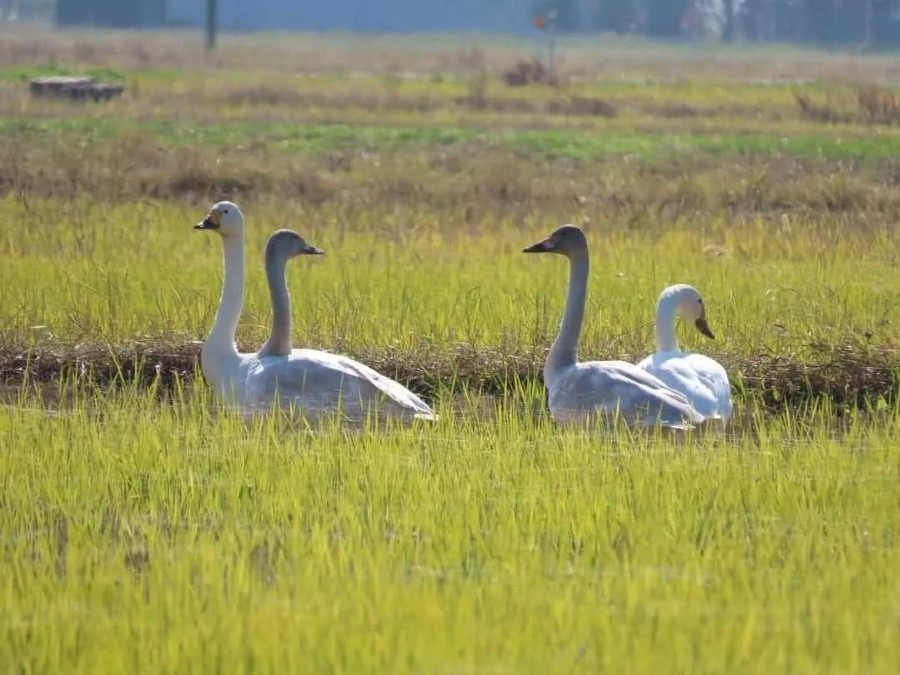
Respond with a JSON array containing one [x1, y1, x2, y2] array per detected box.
[[636, 284, 733, 421], [194, 203, 435, 422], [214, 347, 436, 421], [524, 225, 704, 429]]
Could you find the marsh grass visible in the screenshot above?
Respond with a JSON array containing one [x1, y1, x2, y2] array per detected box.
[[1, 380, 898, 672]]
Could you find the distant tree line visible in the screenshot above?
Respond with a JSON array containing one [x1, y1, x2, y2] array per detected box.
[[529, 0, 900, 46]]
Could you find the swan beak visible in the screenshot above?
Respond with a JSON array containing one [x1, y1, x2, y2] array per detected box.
[[194, 213, 220, 230], [523, 238, 555, 253], [303, 244, 325, 255], [695, 317, 715, 340]]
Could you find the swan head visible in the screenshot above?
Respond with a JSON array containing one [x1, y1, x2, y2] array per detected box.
[[194, 201, 244, 239], [266, 229, 325, 259], [660, 284, 715, 340], [523, 224, 588, 257]]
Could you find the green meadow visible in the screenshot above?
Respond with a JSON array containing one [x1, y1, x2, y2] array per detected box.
[[0, 27, 897, 673]]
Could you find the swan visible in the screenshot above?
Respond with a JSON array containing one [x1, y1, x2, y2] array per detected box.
[[194, 201, 436, 422], [636, 284, 733, 421], [523, 224, 704, 428]]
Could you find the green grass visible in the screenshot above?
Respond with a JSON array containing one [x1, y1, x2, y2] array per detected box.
[[2, 114, 900, 162], [1, 384, 898, 673]]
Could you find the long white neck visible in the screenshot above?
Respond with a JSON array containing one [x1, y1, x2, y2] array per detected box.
[[258, 251, 292, 357], [654, 294, 679, 353], [201, 235, 244, 377], [546, 251, 588, 378]]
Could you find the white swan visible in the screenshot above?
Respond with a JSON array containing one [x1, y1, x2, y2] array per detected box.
[[523, 225, 704, 428], [636, 284, 733, 421], [194, 202, 436, 422]]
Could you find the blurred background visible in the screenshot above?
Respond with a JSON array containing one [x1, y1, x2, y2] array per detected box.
[[2, 1, 899, 47]]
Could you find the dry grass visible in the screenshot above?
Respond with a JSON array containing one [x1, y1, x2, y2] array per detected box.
[[213, 84, 617, 118], [857, 85, 900, 125], [795, 85, 900, 126], [0, 338, 895, 413], [503, 57, 567, 87], [2, 129, 900, 222], [793, 92, 854, 124]]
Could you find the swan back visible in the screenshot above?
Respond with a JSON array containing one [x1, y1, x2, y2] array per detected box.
[[638, 352, 732, 420], [244, 349, 436, 422], [547, 359, 704, 428]]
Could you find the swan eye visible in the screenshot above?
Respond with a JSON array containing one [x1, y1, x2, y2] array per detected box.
[[223, 209, 229, 215]]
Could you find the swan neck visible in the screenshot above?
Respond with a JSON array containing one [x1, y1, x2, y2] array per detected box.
[[205, 235, 244, 358], [654, 295, 679, 353], [259, 252, 293, 356], [547, 251, 588, 375]]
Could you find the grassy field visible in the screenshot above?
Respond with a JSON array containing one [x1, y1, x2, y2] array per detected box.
[[2, 386, 898, 673], [0, 26, 898, 673]]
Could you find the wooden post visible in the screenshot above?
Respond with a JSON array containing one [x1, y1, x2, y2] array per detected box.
[[206, 0, 217, 50]]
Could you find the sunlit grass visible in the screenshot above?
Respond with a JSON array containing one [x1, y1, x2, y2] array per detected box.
[[0, 382, 897, 673]]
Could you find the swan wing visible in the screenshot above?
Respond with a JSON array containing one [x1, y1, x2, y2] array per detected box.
[[244, 349, 435, 420], [547, 360, 703, 428], [315, 350, 437, 419], [679, 352, 733, 419], [637, 351, 733, 420]]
